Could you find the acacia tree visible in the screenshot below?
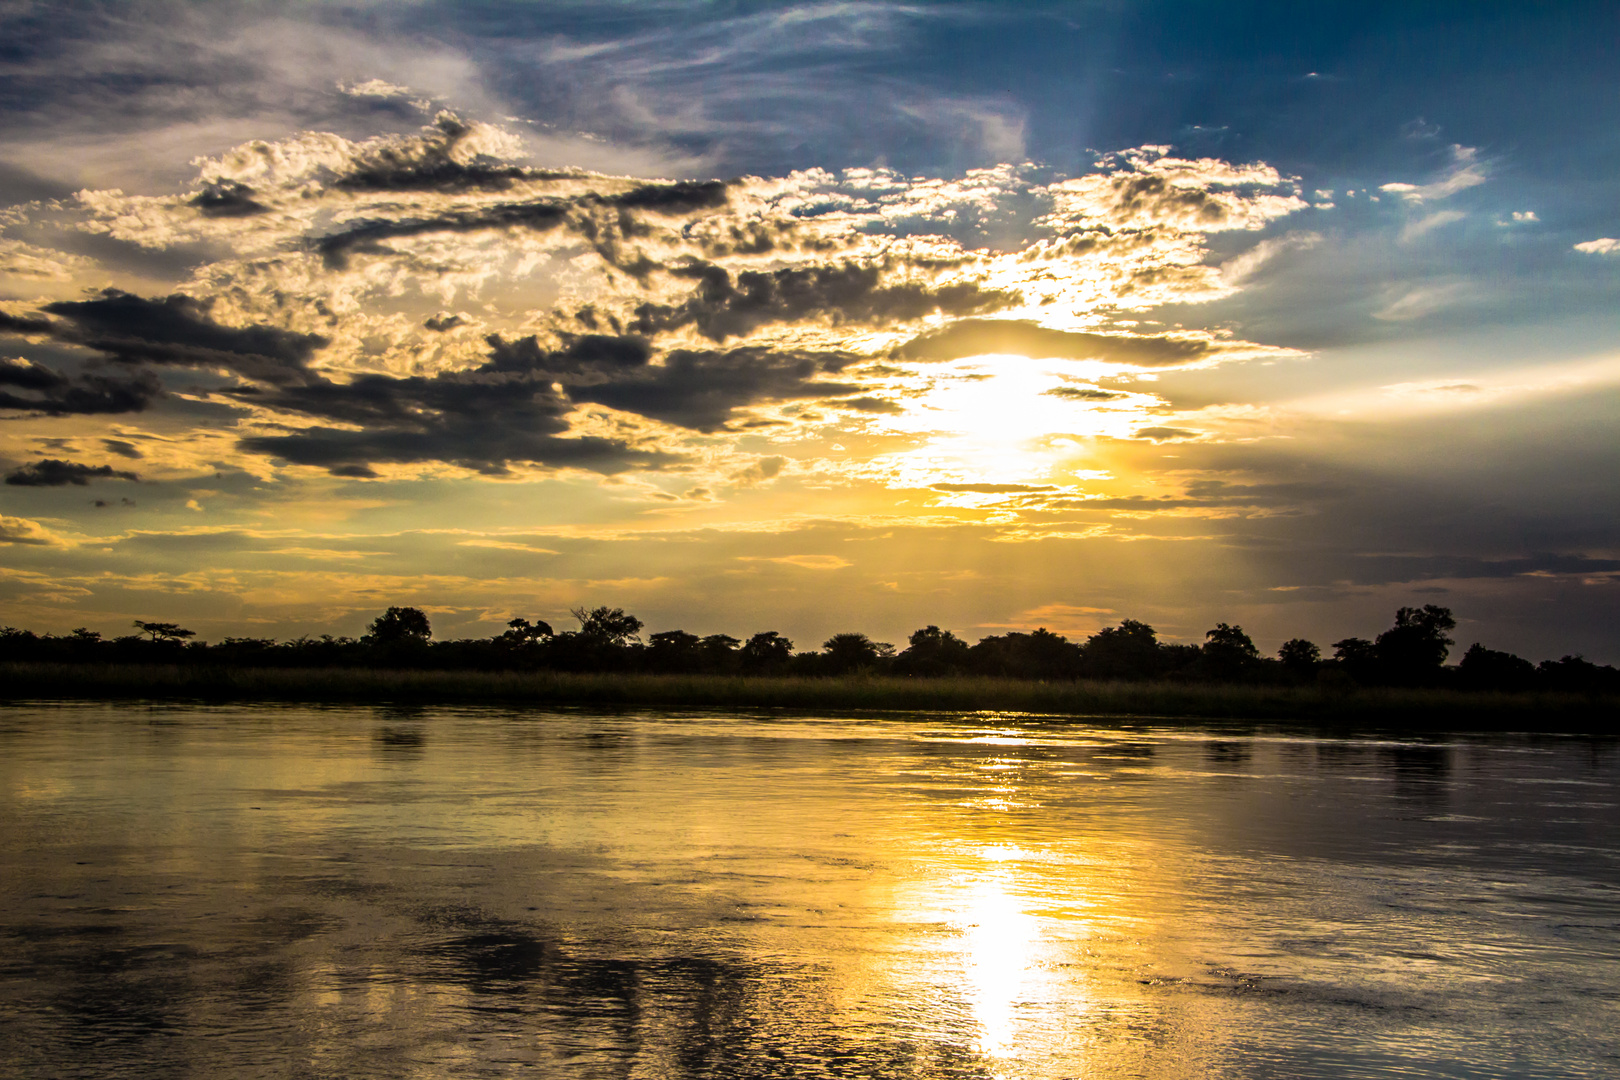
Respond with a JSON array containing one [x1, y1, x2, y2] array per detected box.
[[133, 620, 195, 644]]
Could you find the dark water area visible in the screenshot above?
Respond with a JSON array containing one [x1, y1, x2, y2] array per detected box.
[[0, 704, 1616, 1079]]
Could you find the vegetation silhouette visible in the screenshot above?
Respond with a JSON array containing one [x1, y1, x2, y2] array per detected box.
[[2, 603, 1617, 698]]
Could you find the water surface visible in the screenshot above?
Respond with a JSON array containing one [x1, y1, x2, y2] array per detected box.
[[1, 703, 1615, 1078]]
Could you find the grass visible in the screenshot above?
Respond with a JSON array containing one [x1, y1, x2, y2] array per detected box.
[[2, 662, 1616, 732]]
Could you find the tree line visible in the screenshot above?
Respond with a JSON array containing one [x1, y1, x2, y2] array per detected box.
[[3, 603, 1615, 694]]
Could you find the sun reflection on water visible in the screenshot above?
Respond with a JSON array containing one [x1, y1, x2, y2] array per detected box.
[[959, 869, 1041, 1060]]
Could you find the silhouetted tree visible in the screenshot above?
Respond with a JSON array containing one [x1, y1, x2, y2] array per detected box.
[[1079, 619, 1162, 680], [970, 628, 1082, 679], [699, 634, 741, 672], [1204, 623, 1258, 659], [894, 625, 971, 676], [499, 617, 553, 645], [133, 620, 195, 643], [1185, 622, 1262, 681], [1374, 605, 1455, 685], [1331, 636, 1379, 682], [821, 632, 894, 675], [1277, 638, 1321, 672], [740, 631, 794, 672], [571, 606, 643, 646], [1457, 643, 1537, 692], [1537, 654, 1620, 694], [647, 629, 702, 672], [365, 606, 431, 646]]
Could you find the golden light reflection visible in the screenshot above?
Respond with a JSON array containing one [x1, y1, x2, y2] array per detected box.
[[958, 870, 1040, 1059], [855, 353, 1162, 490]]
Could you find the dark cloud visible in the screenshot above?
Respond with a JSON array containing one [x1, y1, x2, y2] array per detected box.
[[35, 290, 327, 386], [5, 458, 140, 486], [189, 180, 269, 218], [0, 358, 162, 416], [1346, 552, 1620, 585], [933, 482, 1058, 493], [628, 261, 1013, 342], [101, 438, 142, 458], [1103, 172, 1239, 225], [602, 179, 729, 214], [1133, 426, 1201, 441], [0, 310, 52, 335], [235, 333, 675, 475], [1055, 479, 1347, 510], [312, 180, 728, 271], [568, 345, 861, 432], [331, 115, 548, 194], [313, 203, 570, 270], [423, 313, 466, 332], [895, 319, 1215, 366], [832, 395, 903, 413], [233, 331, 861, 472], [1044, 385, 1127, 401]]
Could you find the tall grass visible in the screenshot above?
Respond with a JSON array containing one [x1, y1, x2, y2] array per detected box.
[[2, 662, 1615, 731]]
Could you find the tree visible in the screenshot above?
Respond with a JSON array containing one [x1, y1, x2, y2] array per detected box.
[[821, 632, 894, 674], [133, 620, 196, 644], [699, 634, 741, 672], [647, 629, 701, 671], [1374, 605, 1455, 684], [1080, 619, 1162, 680], [1277, 638, 1321, 672], [894, 625, 971, 676], [740, 631, 794, 671], [571, 606, 642, 646], [1204, 623, 1259, 660], [1331, 636, 1378, 682], [1457, 643, 1536, 692], [498, 617, 552, 646], [365, 606, 431, 646]]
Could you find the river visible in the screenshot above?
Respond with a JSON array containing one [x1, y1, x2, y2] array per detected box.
[[1, 703, 1615, 1078]]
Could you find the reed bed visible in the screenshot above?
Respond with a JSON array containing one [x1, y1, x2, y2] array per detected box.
[[2, 662, 1615, 731]]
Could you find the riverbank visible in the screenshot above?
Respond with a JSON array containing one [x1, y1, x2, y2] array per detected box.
[[2, 662, 1615, 731]]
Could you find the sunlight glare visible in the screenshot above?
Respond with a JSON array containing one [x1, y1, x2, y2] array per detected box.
[[959, 871, 1040, 1060]]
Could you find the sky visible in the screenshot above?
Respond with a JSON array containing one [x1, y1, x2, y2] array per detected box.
[[1, 0, 1618, 660]]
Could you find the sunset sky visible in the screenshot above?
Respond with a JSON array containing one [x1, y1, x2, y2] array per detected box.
[[2, 1, 1617, 660]]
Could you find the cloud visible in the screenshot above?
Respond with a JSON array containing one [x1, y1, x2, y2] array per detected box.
[[739, 554, 851, 570], [0, 514, 58, 545], [1379, 145, 1487, 203], [1575, 238, 1620, 256], [15, 290, 328, 387], [1044, 148, 1306, 232], [627, 260, 1013, 342], [1043, 385, 1127, 402], [0, 357, 163, 416], [188, 181, 270, 218], [1400, 209, 1466, 242], [5, 458, 140, 486], [102, 438, 142, 458], [1374, 282, 1473, 321], [1132, 426, 1201, 442], [339, 79, 415, 100], [732, 455, 787, 487], [896, 319, 1218, 367], [932, 482, 1058, 494]]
